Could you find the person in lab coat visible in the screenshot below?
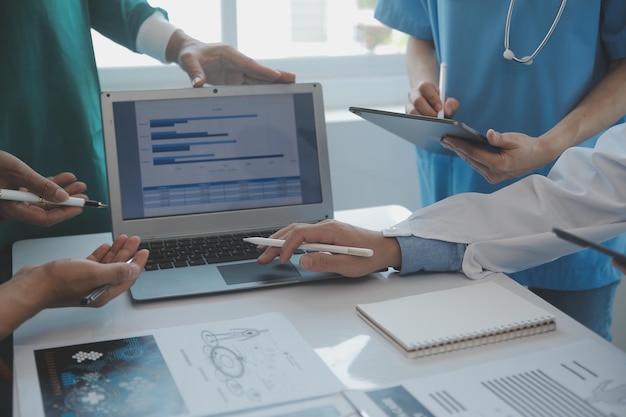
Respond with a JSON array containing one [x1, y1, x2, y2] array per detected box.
[[256, 123, 626, 340]]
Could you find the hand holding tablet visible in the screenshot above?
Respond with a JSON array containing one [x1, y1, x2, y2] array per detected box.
[[349, 106, 500, 155]]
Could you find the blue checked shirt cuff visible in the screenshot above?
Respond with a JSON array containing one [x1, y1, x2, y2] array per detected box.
[[395, 236, 466, 274]]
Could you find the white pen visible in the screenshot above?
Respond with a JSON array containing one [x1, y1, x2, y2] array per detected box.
[[438, 62, 447, 119], [0, 188, 107, 208], [244, 237, 374, 257]]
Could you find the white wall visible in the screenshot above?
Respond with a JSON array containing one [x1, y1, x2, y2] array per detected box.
[[325, 115, 420, 212]]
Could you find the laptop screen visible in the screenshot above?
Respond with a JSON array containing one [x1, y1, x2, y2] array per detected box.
[[112, 92, 322, 221], [102, 83, 333, 240]]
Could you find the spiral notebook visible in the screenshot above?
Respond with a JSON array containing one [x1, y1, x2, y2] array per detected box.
[[356, 282, 556, 358]]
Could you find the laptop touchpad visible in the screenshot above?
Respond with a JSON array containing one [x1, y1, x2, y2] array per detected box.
[[218, 260, 301, 285]]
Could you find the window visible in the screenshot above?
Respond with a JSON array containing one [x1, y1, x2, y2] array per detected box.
[[94, 0, 409, 110], [236, 0, 406, 59], [92, 1, 222, 67]]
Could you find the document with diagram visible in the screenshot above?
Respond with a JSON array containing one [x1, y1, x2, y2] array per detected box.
[[14, 312, 343, 417]]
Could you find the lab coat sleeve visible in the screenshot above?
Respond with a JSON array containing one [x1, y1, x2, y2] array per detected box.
[[383, 124, 626, 279]]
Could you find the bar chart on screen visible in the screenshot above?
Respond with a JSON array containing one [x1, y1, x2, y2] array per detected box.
[[132, 94, 303, 215]]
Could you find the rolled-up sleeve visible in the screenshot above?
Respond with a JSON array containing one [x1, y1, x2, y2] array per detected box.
[[374, 0, 433, 40]]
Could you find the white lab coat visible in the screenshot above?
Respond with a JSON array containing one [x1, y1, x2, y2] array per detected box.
[[383, 123, 626, 279]]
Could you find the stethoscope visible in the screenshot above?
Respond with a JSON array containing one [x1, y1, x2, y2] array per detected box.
[[503, 0, 567, 65]]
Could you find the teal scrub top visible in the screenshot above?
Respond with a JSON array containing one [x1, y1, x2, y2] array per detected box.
[[0, 0, 163, 280], [374, 0, 626, 290]]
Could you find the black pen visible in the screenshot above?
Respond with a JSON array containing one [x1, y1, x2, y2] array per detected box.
[[0, 189, 107, 208], [80, 259, 134, 305], [80, 284, 111, 305]]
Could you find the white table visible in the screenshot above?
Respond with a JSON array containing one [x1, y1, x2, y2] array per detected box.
[[11, 205, 623, 416]]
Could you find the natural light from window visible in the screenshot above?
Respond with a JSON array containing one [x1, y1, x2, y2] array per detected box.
[[92, 0, 407, 68]]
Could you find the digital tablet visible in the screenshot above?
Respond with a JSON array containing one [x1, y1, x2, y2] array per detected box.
[[349, 106, 499, 155], [552, 227, 626, 264]]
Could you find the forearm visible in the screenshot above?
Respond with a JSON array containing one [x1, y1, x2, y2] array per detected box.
[[165, 28, 194, 63], [406, 36, 439, 88], [538, 58, 626, 162], [0, 279, 43, 342]]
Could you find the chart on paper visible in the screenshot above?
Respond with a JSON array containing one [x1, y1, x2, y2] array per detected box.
[[347, 339, 626, 417]]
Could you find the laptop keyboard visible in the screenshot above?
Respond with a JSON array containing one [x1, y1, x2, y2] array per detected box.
[[138, 230, 282, 271]]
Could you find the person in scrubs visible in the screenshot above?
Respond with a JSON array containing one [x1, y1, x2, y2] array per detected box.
[[0, 0, 295, 281], [0, 2, 294, 413], [371, 0, 626, 338], [256, 123, 626, 339]]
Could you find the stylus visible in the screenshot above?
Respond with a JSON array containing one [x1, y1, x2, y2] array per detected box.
[[0, 189, 107, 208], [438, 62, 447, 119], [243, 237, 374, 257]]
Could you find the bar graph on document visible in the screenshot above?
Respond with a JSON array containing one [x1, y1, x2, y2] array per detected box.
[[346, 339, 626, 417], [133, 95, 303, 215], [481, 369, 608, 417]]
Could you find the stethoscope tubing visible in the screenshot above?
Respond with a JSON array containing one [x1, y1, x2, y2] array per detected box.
[[503, 0, 567, 65]]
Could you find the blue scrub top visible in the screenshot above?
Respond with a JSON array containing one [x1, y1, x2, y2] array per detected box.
[[374, 0, 626, 290]]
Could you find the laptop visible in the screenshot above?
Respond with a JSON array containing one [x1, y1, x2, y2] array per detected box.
[[100, 83, 338, 301]]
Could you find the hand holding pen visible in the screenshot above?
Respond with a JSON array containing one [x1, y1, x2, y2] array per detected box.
[[24, 235, 147, 309], [79, 237, 149, 306], [0, 151, 149, 342], [0, 150, 94, 226], [0, 189, 107, 208], [255, 220, 402, 278], [72, 235, 149, 308], [406, 62, 459, 118], [2, 234, 148, 341]]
